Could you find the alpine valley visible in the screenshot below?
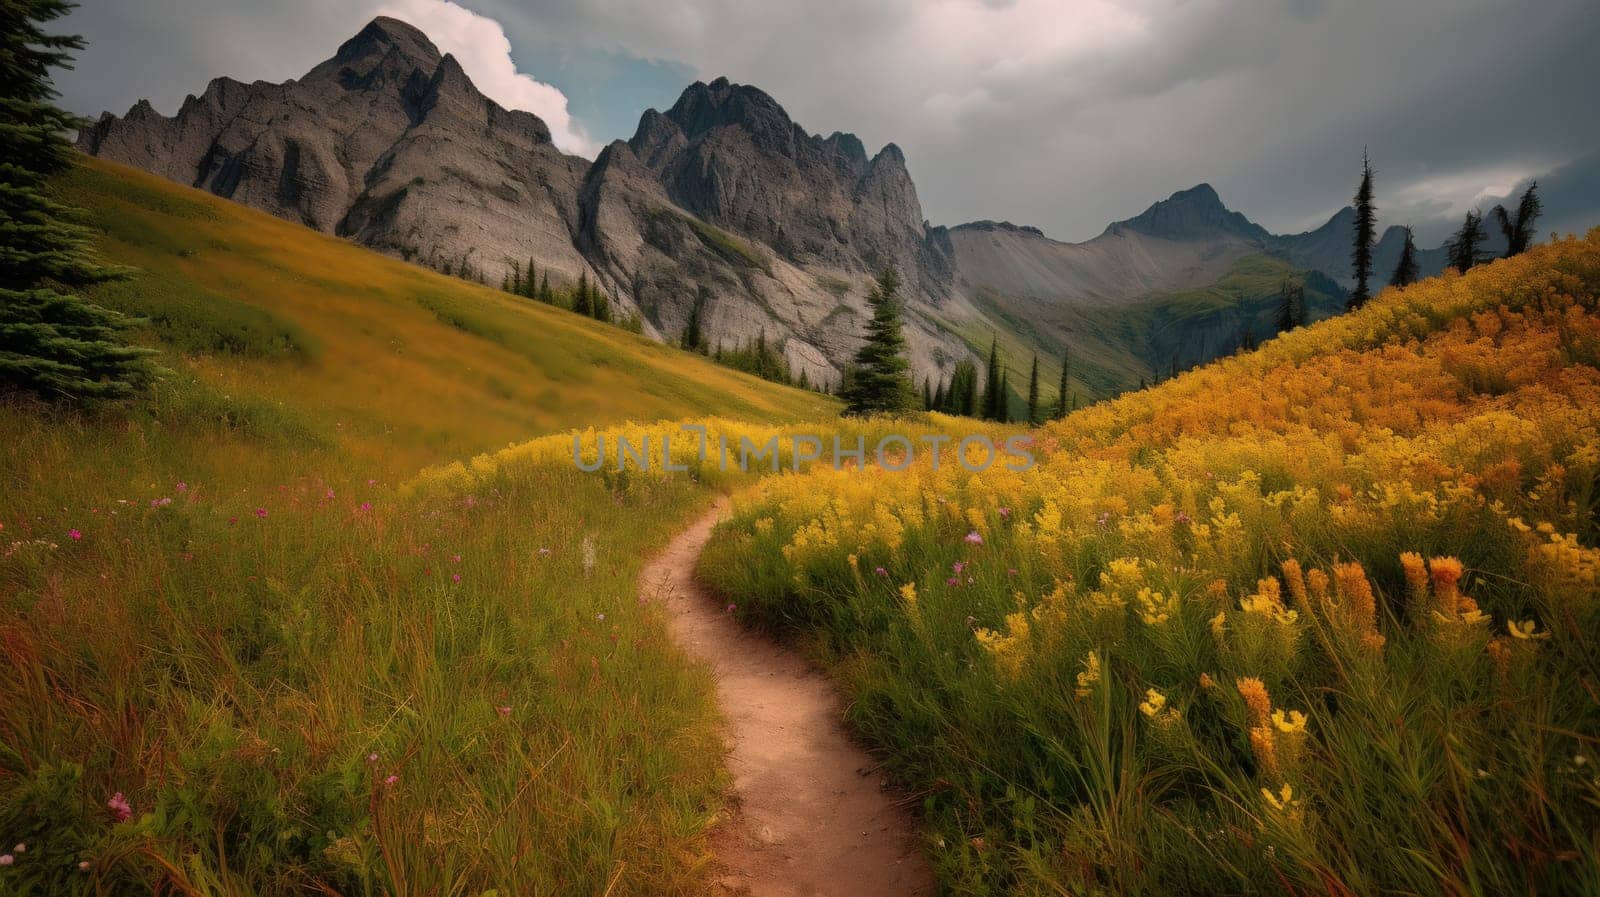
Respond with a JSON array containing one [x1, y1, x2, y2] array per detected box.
[[82, 15, 1505, 400]]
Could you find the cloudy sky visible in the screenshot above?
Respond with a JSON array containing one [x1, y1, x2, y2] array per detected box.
[[57, 0, 1599, 243]]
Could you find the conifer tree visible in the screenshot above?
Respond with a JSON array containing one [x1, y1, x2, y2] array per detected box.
[[1026, 354, 1041, 424], [981, 339, 1002, 421], [841, 269, 916, 416], [922, 376, 933, 411], [997, 370, 1010, 423], [510, 260, 522, 295], [682, 286, 707, 352], [1491, 181, 1542, 257], [573, 271, 593, 316], [1275, 278, 1305, 334], [1446, 210, 1488, 274], [933, 375, 947, 411], [524, 257, 537, 298], [538, 271, 551, 303], [1348, 149, 1377, 311], [1389, 226, 1420, 288], [1, 0, 154, 402]]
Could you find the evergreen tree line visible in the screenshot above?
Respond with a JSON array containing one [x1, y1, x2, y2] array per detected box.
[[1, 0, 155, 403], [496, 258, 643, 332], [1347, 150, 1544, 313]]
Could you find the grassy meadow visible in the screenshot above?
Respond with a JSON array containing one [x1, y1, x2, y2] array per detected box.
[[0, 160, 836, 895], [702, 234, 1600, 894]]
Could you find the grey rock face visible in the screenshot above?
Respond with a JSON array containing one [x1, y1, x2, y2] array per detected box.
[[78, 16, 595, 286]]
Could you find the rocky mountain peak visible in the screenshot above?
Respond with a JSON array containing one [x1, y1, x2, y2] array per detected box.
[[1107, 182, 1271, 243], [665, 77, 795, 146], [334, 16, 441, 68]]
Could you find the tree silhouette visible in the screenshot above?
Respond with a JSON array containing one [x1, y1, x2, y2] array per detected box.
[[1026, 354, 1041, 424], [1491, 181, 1543, 257], [1446, 210, 1488, 274], [1389, 226, 1420, 288], [1274, 278, 1306, 333], [1348, 149, 1377, 310]]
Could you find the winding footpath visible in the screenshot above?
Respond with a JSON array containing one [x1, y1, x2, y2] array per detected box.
[[640, 504, 935, 897]]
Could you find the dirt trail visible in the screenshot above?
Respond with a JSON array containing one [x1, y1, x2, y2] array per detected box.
[[640, 503, 935, 897]]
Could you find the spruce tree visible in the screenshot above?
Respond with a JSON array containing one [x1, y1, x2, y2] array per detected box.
[[981, 339, 1002, 421], [1491, 181, 1542, 257], [933, 375, 947, 412], [922, 376, 933, 411], [683, 286, 707, 352], [524, 257, 537, 298], [1389, 226, 1420, 288], [997, 370, 1010, 423], [1274, 278, 1305, 334], [1026, 354, 1040, 424], [1446, 210, 1488, 274], [1348, 149, 1377, 311], [1054, 349, 1071, 419], [1, 0, 154, 402], [573, 271, 593, 316], [841, 269, 916, 415], [538, 271, 551, 303]]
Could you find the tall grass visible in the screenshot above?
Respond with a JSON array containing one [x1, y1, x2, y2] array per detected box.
[[701, 234, 1600, 895]]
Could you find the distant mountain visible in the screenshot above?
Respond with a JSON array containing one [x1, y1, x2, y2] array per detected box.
[[78, 18, 597, 286], [78, 15, 1589, 400]]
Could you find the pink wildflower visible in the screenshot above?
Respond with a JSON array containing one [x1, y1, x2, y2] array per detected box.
[[383, 775, 398, 786], [68, 529, 82, 541], [726, 603, 737, 613], [360, 502, 372, 512], [254, 508, 268, 519], [952, 561, 966, 574], [366, 752, 378, 763], [107, 792, 132, 823], [965, 531, 984, 545], [451, 573, 461, 583], [875, 566, 888, 576], [496, 705, 512, 716], [998, 507, 1011, 519], [176, 482, 188, 492], [0, 855, 11, 866], [946, 577, 960, 586]]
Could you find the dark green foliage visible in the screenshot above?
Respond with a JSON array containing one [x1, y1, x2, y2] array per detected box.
[[538, 271, 551, 304], [1390, 226, 1420, 288], [1274, 277, 1306, 333], [1054, 348, 1071, 419], [841, 269, 916, 416], [682, 286, 708, 353], [1348, 149, 1377, 310], [980, 339, 1003, 421], [1239, 325, 1257, 352], [573, 271, 593, 316], [0, 0, 155, 401], [1492, 182, 1542, 257], [996, 370, 1010, 423], [717, 329, 791, 386], [922, 376, 933, 411], [1446, 210, 1489, 274], [942, 359, 978, 416], [1026, 354, 1040, 424]]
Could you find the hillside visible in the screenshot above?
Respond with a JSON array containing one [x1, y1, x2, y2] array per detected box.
[[0, 159, 835, 896], [58, 158, 834, 468], [703, 232, 1600, 894]]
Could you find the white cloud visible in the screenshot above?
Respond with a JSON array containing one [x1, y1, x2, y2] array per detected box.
[[375, 0, 596, 156]]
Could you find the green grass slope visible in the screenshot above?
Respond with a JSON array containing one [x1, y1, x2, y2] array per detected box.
[[0, 159, 837, 896]]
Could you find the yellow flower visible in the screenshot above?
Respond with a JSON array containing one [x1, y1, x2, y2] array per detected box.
[[1507, 619, 1550, 640], [1139, 688, 1167, 718], [1261, 783, 1297, 812], [1075, 650, 1102, 698], [1271, 709, 1307, 734], [1236, 677, 1272, 727], [899, 582, 918, 605]]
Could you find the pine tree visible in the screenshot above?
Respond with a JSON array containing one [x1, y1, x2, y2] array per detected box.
[[510, 260, 522, 295], [524, 258, 537, 298], [996, 370, 1010, 423], [1, 0, 154, 402], [1274, 278, 1305, 334], [797, 368, 810, 391], [1239, 325, 1257, 353], [933, 375, 947, 412], [682, 286, 707, 352], [1446, 210, 1488, 274], [954, 360, 978, 416], [573, 272, 593, 316], [1389, 226, 1420, 288], [1054, 348, 1071, 419], [841, 269, 916, 416], [1491, 181, 1542, 257], [1348, 149, 1377, 311], [981, 339, 1002, 421], [538, 271, 551, 303], [922, 376, 933, 411], [1026, 354, 1040, 424]]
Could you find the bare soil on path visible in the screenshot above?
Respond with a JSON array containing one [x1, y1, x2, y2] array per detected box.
[[640, 503, 935, 897]]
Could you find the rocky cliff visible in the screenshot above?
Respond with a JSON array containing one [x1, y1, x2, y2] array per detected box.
[[77, 17, 596, 285]]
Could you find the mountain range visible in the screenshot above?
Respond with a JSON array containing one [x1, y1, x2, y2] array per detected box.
[[77, 15, 1581, 400]]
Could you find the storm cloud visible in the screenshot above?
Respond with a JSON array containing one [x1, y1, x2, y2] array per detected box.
[[58, 0, 1600, 242]]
